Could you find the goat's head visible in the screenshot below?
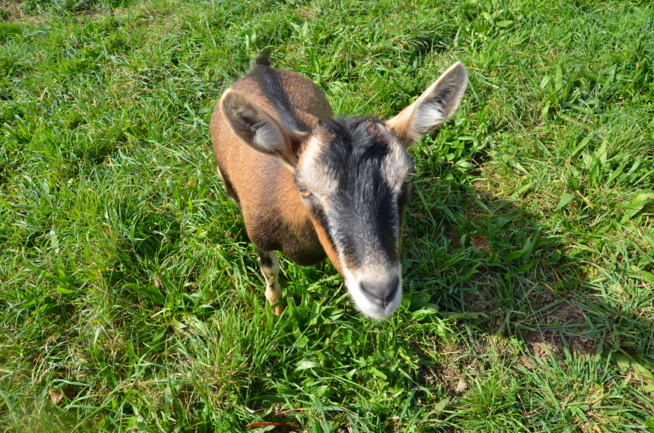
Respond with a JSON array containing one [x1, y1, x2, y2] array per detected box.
[[220, 62, 468, 319]]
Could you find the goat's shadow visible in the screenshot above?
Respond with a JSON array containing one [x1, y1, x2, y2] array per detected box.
[[402, 175, 653, 395]]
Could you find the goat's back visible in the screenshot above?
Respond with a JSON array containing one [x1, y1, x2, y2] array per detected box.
[[209, 60, 333, 265]]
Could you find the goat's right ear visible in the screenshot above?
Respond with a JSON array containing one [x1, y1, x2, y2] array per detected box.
[[220, 89, 307, 170]]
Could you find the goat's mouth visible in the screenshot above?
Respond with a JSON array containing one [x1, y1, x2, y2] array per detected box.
[[342, 267, 403, 319]]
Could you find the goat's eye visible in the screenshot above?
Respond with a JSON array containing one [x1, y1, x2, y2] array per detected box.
[[299, 186, 313, 198]]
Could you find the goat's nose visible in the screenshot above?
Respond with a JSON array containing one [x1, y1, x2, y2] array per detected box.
[[359, 275, 400, 308]]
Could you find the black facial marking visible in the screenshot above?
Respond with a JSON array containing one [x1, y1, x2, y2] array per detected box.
[[312, 116, 409, 269]]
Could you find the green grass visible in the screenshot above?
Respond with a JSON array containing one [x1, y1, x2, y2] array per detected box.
[[1, 0, 653, 431]]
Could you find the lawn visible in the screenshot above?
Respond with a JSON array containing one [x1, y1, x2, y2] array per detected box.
[[1, 0, 653, 431]]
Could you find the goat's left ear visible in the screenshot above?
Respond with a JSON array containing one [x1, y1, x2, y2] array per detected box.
[[220, 88, 308, 170], [386, 62, 468, 148]]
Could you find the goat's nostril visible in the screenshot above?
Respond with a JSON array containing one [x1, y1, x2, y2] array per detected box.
[[384, 276, 399, 303], [360, 282, 382, 302], [360, 276, 399, 307]]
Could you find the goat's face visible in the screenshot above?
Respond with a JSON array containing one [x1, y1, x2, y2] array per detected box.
[[295, 118, 413, 318], [220, 61, 467, 319]]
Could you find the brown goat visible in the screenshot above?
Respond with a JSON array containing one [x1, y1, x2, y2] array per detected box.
[[210, 50, 467, 319]]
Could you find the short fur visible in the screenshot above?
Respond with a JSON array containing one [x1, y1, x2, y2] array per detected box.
[[210, 51, 467, 319], [210, 55, 332, 266]]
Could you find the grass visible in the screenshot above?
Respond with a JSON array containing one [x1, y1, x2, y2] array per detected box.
[[1, 0, 653, 431]]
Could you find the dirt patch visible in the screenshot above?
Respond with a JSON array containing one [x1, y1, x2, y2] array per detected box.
[[418, 364, 466, 400], [463, 282, 497, 312], [529, 287, 558, 311], [76, 7, 106, 20], [550, 302, 586, 327], [415, 340, 470, 400], [0, 2, 43, 24], [528, 288, 587, 326], [0, 1, 110, 23], [298, 8, 316, 21], [519, 287, 597, 360], [521, 329, 597, 362]]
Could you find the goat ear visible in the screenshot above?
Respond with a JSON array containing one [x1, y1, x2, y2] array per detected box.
[[386, 62, 468, 148], [220, 89, 307, 169]]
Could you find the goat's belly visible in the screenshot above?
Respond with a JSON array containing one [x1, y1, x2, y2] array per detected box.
[[282, 245, 327, 266], [246, 216, 326, 266]]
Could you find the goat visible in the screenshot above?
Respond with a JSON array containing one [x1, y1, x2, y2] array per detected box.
[[210, 50, 467, 319]]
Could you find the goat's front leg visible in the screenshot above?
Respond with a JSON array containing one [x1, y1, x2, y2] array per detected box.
[[258, 249, 283, 315]]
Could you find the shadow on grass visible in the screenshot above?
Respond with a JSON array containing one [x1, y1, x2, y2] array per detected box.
[[405, 181, 653, 399]]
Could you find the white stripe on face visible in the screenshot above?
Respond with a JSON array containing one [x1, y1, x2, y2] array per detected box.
[[295, 119, 412, 319]]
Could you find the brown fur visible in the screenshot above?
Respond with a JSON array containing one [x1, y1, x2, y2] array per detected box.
[[209, 64, 333, 266], [210, 55, 467, 318]]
